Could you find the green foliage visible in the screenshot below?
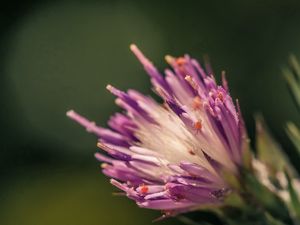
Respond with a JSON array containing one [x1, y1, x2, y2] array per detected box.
[[284, 55, 300, 110], [285, 171, 300, 221], [255, 115, 289, 174], [242, 170, 291, 223], [264, 213, 288, 225], [284, 55, 300, 161], [286, 122, 300, 155]]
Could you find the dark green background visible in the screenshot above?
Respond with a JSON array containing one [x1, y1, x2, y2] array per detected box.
[[1, 0, 300, 224]]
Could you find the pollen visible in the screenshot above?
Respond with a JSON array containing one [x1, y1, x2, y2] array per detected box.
[[217, 92, 224, 102], [193, 121, 202, 130], [140, 184, 149, 194], [176, 57, 186, 66]]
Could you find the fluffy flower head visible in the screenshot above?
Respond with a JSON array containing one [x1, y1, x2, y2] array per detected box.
[[67, 44, 247, 215]]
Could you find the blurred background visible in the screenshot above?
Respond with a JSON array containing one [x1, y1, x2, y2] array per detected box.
[[1, 0, 300, 224]]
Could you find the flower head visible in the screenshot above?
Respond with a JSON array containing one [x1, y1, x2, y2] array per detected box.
[[67, 44, 247, 216]]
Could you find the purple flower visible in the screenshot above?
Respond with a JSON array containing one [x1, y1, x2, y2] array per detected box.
[[67, 44, 247, 216]]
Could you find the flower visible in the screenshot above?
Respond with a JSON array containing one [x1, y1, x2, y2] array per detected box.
[[67, 44, 247, 216]]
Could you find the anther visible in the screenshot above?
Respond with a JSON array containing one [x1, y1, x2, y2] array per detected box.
[[176, 57, 186, 66], [193, 121, 202, 130], [217, 92, 224, 102], [140, 184, 149, 194], [185, 75, 198, 90]]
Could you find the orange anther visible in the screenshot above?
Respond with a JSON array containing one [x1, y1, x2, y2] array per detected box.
[[193, 121, 202, 130], [217, 92, 224, 102], [140, 184, 149, 194], [176, 57, 186, 66]]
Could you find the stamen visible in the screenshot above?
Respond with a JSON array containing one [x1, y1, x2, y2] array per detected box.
[[86, 121, 96, 132], [140, 184, 149, 194], [217, 92, 224, 102], [101, 163, 108, 169], [193, 121, 202, 130], [165, 55, 174, 64], [130, 44, 154, 68], [221, 70, 229, 91], [176, 57, 186, 66], [185, 75, 198, 90], [106, 84, 113, 91], [154, 87, 168, 99]]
